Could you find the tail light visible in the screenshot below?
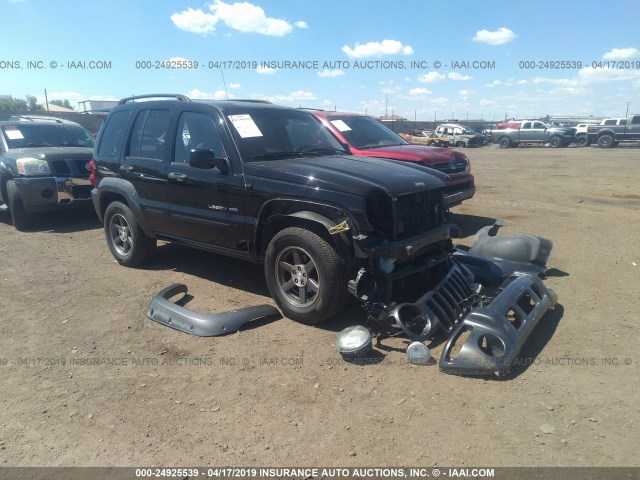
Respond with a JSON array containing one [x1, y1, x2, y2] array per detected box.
[[88, 159, 97, 187]]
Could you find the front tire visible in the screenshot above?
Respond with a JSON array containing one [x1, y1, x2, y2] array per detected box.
[[548, 136, 562, 148], [6, 180, 32, 231], [104, 201, 156, 267], [265, 227, 349, 324]]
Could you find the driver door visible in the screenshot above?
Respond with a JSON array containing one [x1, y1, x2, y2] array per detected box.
[[165, 110, 247, 251]]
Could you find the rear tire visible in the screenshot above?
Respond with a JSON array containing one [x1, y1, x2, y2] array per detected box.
[[575, 135, 590, 147], [6, 180, 32, 231], [265, 227, 349, 324], [104, 201, 156, 267], [597, 135, 614, 148], [498, 137, 511, 148]]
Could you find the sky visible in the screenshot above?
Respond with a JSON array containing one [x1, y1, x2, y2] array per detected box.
[[1, 0, 639, 121]]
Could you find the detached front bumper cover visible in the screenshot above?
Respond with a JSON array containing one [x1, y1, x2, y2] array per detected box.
[[439, 273, 557, 376], [146, 284, 281, 336]]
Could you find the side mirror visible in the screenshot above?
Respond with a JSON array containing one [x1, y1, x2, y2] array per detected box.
[[188, 148, 230, 174]]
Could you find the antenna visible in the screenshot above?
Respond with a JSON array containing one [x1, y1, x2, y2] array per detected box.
[[221, 70, 229, 100]]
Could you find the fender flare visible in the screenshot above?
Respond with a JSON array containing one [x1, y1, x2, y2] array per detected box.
[[94, 177, 155, 235]]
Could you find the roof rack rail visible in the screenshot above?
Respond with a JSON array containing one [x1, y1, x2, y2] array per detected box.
[[8, 115, 65, 123], [226, 99, 272, 104], [118, 94, 191, 105], [299, 107, 326, 111]]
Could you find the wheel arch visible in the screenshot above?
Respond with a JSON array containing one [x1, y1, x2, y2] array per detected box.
[[94, 177, 155, 236], [256, 202, 356, 274]]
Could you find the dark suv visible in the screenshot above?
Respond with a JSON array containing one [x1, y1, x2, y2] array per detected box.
[[0, 116, 95, 230], [91, 94, 455, 324]]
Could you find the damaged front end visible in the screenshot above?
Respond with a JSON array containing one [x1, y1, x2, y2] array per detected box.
[[347, 194, 558, 377]]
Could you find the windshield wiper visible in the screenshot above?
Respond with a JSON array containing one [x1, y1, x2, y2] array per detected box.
[[360, 143, 403, 149], [298, 146, 346, 156], [252, 151, 306, 160], [24, 143, 54, 147]]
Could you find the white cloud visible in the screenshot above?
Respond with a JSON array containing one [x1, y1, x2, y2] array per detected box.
[[261, 90, 317, 105], [256, 65, 277, 74], [8, 0, 27, 3], [186, 88, 232, 100], [485, 80, 502, 88], [317, 69, 344, 78], [577, 66, 640, 84], [342, 39, 414, 58], [448, 72, 473, 81], [211, 0, 292, 36], [171, 1, 298, 36], [479, 99, 497, 107], [167, 57, 188, 63], [417, 72, 445, 83], [473, 27, 517, 46], [290, 90, 316, 100], [171, 8, 218, 35], [409, 87, 432, 96], [458, 89, 474, 99], [602, 47, 640, 60]]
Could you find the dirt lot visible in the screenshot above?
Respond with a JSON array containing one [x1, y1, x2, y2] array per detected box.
[[0, 145, 638, 468]]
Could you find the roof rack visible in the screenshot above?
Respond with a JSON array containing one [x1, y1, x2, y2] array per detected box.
[[8, 115, 65, 123], [299, 107, 326, 111], [225, 99, 272, 104], [118, 94, 191, 105]]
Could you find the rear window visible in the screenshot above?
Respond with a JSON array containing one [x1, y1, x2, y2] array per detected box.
[[1, 124, 95, 150], [97, 110, 130, 157]]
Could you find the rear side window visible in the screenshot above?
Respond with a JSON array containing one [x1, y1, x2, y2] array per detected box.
[[631, 117, 640, 125], [127, 109, 171, 161], [97, 110, 130, 157]]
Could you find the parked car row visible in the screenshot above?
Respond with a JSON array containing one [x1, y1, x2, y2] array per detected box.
[[0, 103, 477, 235]]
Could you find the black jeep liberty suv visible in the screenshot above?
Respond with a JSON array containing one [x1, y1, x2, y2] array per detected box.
[[91, 94, 458, 325]]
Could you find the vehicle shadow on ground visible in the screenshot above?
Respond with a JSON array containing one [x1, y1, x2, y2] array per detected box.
[[449, 213, 497, 239], [142, 242, 271, 298], [0, 206, 101, 233]]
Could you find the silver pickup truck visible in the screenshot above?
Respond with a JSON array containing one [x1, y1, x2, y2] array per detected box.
[[585, 114, 640, 147], [494, 120, 576, 148]]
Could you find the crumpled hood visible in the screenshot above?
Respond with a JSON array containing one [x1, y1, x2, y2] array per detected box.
[[243, 154, 447, 197]]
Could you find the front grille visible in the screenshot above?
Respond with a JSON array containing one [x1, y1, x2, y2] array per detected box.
[[431, 158, 468, 174], [48, 159, 90, 176], [394, 191, 442, 238], [419, 263, 474, 332], [51, 160, 71, 175]]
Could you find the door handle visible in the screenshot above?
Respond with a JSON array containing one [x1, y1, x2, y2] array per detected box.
[[168, 172, 188, 181], [119, 164, 133, 172]]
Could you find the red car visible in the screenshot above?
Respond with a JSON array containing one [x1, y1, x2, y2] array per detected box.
[[308, 110, 475, 207]]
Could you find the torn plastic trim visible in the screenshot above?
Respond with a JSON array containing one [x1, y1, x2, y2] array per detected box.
[[354, 224, 452, 259], [146, 284, 281, 336], [367, 261, 476, 341], [439, 273, 557, 376]]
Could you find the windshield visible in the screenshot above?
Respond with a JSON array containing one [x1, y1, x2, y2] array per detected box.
[[325, 115, 408, 149], [1, 123, 95, 149], [227, 108, 346, 162]]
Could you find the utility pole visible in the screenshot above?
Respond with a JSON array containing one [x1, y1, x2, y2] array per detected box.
[[625, 102, 631, 117]]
